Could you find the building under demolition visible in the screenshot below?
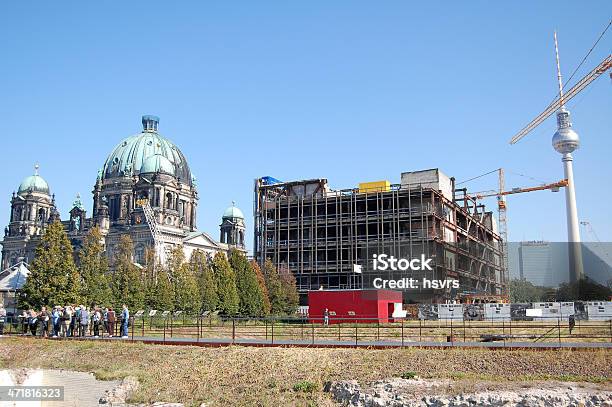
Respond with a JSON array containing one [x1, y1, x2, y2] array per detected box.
[[254, 169, 505, 302]]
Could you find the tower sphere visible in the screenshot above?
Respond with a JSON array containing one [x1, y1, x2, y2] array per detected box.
[[552, 109, 580, 154]]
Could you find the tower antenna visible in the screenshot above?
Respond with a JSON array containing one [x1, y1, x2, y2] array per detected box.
[[554, 31, 565, 108]]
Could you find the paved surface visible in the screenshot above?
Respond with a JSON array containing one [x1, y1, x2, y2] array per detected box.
[[0, 368, 119, 407], [65, 335, 612, 349], [40, 370, 119, 407]]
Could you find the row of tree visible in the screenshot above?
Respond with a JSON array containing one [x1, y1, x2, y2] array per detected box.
[[509, 278, 611, 302], [19, 221, 299, 316]]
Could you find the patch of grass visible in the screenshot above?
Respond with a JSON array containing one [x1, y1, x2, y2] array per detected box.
[[0, 337, 610, 406], [293, 380, 318, 393], [400, 371, 417, 379]]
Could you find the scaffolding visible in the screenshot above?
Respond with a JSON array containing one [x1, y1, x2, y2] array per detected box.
[[254, 170, 506, 302]]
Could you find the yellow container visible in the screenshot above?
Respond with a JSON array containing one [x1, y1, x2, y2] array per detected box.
[[358, 180, 390, 193]]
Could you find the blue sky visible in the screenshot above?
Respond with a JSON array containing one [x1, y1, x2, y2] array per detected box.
[[0, 2, 610, 253]]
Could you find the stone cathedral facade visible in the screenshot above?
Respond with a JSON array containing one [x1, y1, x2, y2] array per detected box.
[[1, 115, 246, 270]]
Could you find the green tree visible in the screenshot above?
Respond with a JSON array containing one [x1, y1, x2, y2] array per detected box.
[[142, 248, 174, 311], [263, 260, 299, 315], [250, 260, 271, 315], [229, 249, 265, 316], [78, 227, 113, 307], [143, 248, 159, 309], [19, 221, 81, 309], [190, 250, 217, 312], [212, 252, 239, 315], [278, 263, 299, 314], [509, 278, 547, 303], [110, 235, 144, 310], [167, 246, 200, 313], [556, 278, 612, 301], [263, 259, 285, 315], [153, 269, 175, 311]]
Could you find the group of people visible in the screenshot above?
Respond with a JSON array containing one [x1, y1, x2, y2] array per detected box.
[[10, 304, 130, 339]]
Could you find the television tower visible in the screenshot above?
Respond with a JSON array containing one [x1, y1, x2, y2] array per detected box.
[[551, 31, 585, 282]]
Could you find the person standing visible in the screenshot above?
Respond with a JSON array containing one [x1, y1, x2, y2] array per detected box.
[[20, 310, 28, 335], [61, 306, 72, 337], [102, 308, 109, 337], [70, 305, 80, 337], [120, 304, 129, 338], [569, 314, 576, 334], [0, 304, 6, 337], [28, 310, 37, 336], [323, 308, 330, 326], [79, 306, 89, 337], [39, 307, 49, 338], [107, 307, 116, 338], [51, 306, 61, 338], [92, 307, 101, 338]]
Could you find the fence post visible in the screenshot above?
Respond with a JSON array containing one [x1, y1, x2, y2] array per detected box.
[[265, 319, 268, 341], [419, 319, 422, 342], [141, 317, 145, 337], [463, 319, 466, 342], [401, 319, 404, 347], [377, 321, 380, 341], [311, 322, 315, 345], [557, 318, 561, 345], [609, 319, 611, 343], [163, 319, 166, 343], [301, 317, 304, 340], [197, 316, 200, 342], [271, 319, 274, 345], [130, 317, 134, 342], [354, 324, 358, 347], [509, 319, 512, 343], [232, 319, 236, 344], [170, 314, 173, 338], [450, 320, 453, 345]]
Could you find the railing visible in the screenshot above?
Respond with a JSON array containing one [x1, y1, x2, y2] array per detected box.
[[3, 314, 610, 346]]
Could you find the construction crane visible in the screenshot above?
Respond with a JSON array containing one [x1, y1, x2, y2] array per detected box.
[[468, 169, 568, 292], [136, 198, 166, 266], [509, 53, 611, 145]]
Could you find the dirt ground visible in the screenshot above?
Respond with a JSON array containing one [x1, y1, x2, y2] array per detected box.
[[0, 337, 610, 406]]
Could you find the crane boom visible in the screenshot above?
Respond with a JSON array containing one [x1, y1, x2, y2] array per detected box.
[[509, 54, 611, 144], [475, 179, 568, 199]]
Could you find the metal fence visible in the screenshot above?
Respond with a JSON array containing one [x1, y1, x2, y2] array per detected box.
[[4, 314, 609, 346]]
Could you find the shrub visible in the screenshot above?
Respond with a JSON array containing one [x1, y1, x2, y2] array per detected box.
[[293, 380, 317, 393]]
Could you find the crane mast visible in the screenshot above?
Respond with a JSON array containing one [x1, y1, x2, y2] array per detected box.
[[468, 171, 568, 295], [136, 199, 166, 266]]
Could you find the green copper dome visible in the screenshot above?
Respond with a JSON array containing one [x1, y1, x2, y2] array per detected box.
[[140, 154, 175, 175], [102, 116, 193, 185], [18, 165, 50, 195], [223, 202, 244, 219]]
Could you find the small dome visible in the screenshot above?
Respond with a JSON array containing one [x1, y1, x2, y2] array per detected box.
[[223, 202, 244, 219], [140, 154, 175, 175], [18, 165, 50, 196]]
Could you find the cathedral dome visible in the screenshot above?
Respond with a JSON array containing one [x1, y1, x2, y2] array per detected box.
[[17, 165, 50, 196], [101, 115, 193, 185], [222, 202, 244, 220]]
